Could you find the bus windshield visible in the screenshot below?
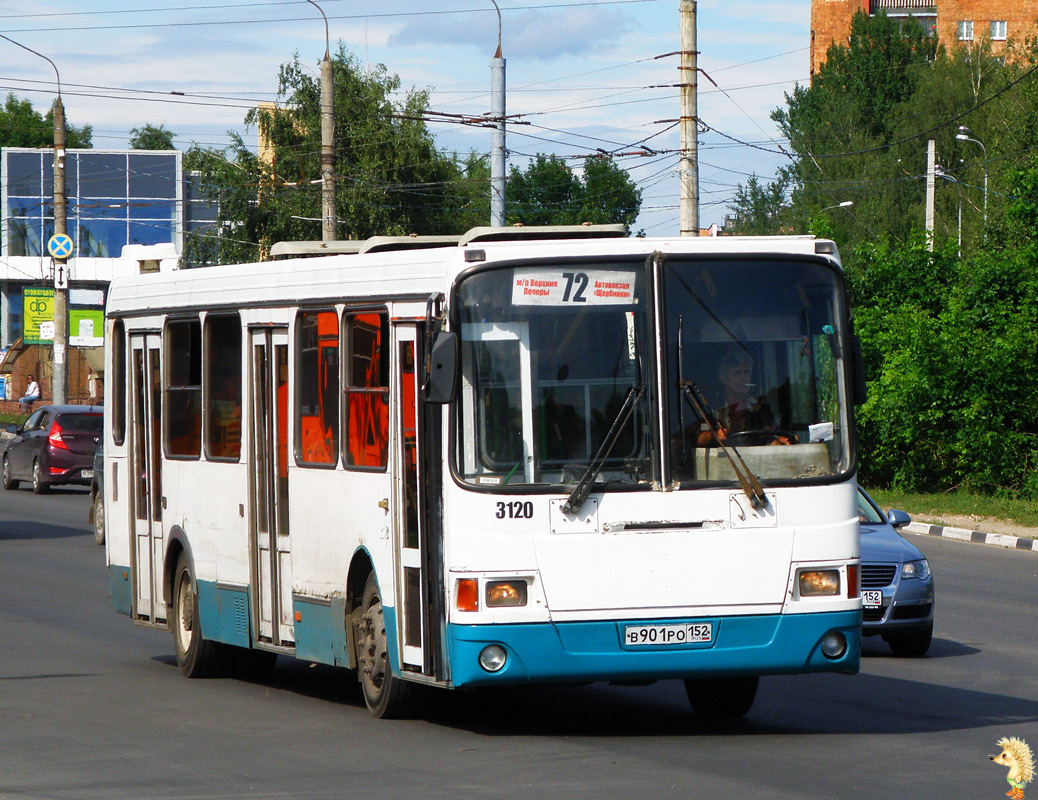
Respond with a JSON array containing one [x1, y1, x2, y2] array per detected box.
[[454, 256, 853, 490], [456, 264, 653, 488], [664, 257, 852, 484]]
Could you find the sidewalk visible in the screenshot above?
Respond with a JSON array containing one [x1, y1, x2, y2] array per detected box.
[[905, 519, 1038, 553]]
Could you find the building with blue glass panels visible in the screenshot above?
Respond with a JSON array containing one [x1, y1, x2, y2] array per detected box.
[[0, 147, 217, 405], [3, 148, 182, 259]]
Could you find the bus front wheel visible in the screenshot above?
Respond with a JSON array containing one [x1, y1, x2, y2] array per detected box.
[[355, 572, 413, 719], [684, 676, 759, 718], [172, 552, 226, 678]]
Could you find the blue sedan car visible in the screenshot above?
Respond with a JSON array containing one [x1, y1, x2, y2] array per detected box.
[[858, 488, 935, 656]]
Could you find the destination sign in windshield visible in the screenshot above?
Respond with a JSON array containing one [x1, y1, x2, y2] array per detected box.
[[512, 269, 636, 306]]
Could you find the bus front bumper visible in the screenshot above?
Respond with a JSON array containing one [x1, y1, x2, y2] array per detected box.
[[446, 610, 861, 688]]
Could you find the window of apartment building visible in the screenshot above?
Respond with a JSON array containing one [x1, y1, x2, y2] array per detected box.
[[991, 20, 1007, 40], [958, 20, 974, 41]]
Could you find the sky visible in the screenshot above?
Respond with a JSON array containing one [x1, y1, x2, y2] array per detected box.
[[0, 0, 810, 236]]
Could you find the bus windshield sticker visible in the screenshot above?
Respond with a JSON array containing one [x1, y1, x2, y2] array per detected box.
[[512, 270, 636, 306], [809, 422, 834, 442]]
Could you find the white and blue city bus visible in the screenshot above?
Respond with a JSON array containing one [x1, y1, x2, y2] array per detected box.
[[103, 226, 865, 718]]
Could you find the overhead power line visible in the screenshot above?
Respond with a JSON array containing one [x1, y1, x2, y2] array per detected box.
[[0, 0, 667, 34]]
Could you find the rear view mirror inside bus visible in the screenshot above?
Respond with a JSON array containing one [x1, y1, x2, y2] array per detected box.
[[425, 331, 458, 403]]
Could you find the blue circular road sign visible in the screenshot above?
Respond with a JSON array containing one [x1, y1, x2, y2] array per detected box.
[[47, 233, 74, 259]]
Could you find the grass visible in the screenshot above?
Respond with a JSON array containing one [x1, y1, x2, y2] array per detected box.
[[866, 487, 1038, 530]]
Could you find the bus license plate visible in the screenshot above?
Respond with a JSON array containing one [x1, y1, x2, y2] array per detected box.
[[624, 622, 713, 647], [862, 590, 883, 608]]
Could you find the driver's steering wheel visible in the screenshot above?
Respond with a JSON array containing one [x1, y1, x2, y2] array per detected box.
[[723, 429, 798, 447]]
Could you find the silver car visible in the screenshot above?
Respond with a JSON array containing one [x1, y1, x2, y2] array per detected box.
[[858, 487, 935, 656]]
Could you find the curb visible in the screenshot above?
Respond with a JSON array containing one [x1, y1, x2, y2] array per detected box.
[[905, 521, 1038, 553]]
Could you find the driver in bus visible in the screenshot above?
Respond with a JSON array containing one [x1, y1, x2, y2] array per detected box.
[[694, 352, 793, 446]]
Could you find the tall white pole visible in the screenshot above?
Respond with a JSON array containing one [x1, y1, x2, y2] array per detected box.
[[320, 53, 336, 241], [490, 2, 507, 227], [679, 0, 698, 236], [306, 0, 337, 242], [925, 138, 936, 251]]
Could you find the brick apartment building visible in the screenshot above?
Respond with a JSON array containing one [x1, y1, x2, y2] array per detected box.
[[811, 0, 1038, 75]]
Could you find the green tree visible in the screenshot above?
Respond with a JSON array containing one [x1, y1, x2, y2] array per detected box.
[[506, 154, 641, 230], [0, 93, 91, 148], [187, 45, 461, 263], [725, 172, 793, 235], [129, 123, 176, 150]]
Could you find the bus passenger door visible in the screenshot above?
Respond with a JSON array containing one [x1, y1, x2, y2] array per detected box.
[[394, 324, 445, 679], [129, 333, 165, 624], [249, 328, 293, 648]]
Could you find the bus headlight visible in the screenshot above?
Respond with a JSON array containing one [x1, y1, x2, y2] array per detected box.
[[798, 569, 841, 597], [486, 580, 528, 608], [479, 645, 508, 672]]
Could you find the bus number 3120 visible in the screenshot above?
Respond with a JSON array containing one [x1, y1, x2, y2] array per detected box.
[[496, 501, 534, 519]]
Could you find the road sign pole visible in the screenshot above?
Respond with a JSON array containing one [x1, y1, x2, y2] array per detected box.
[[52, 96, 68, 405]]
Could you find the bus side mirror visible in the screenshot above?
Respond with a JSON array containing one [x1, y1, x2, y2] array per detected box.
[[851, 334, 867, 406], [425, 331, 458, 403]]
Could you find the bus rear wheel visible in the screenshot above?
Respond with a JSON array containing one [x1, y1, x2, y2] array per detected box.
[[684, 676, 759, 718], [354, 572, 413, 719], [172, 552, 226, 678]]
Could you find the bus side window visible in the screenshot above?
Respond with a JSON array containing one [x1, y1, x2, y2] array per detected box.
[[166, 318, 202, 458], [111, 319, 126, 446], [296, 309, 339, 467], [343, 311, 389, 469], [205, 314, 242, 461]]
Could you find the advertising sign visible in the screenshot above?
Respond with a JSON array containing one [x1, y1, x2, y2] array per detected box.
[[23, 287, 54, 344], [70, 309, 105, 347], [22, 287, 105, 347]]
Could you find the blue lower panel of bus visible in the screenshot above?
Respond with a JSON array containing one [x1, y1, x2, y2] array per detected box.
[[108, 565, 132, 616], [446, 611, 861, 688], [292, 595, 351, 668]]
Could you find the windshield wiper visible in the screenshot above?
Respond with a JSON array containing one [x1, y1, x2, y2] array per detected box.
[[678, 379, 768, 512], [562, 384, 645, 515]]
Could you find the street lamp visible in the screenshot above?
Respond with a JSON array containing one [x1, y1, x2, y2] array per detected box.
[[820, 200, 854, 213], [489, 0, 507, 227], [304, 0, 336, 242], [955, 125, 987, 229], [934, 164, 962, 258], [0, 34, 69, 404]]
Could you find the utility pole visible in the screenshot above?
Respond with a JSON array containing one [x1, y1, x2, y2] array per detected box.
[[307, 0, 337, 241], [679, 0, 698, 236], [52, 94, 68, 404], [925, 138, 936, 250], [490, 1, 507, 227]]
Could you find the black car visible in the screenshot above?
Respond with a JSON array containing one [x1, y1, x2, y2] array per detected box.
[[88, 440, 105, 544], [2, 405, 103, 494], [858, 487, 935, 656]]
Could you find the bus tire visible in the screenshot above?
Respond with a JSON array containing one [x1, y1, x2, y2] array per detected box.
[[172, 552, 226, 678], [684, 676, 759, 718], [355, 571, 413, 719]]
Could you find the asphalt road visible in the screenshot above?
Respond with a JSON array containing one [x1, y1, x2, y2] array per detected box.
[[1, 487, 1036, 800]]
